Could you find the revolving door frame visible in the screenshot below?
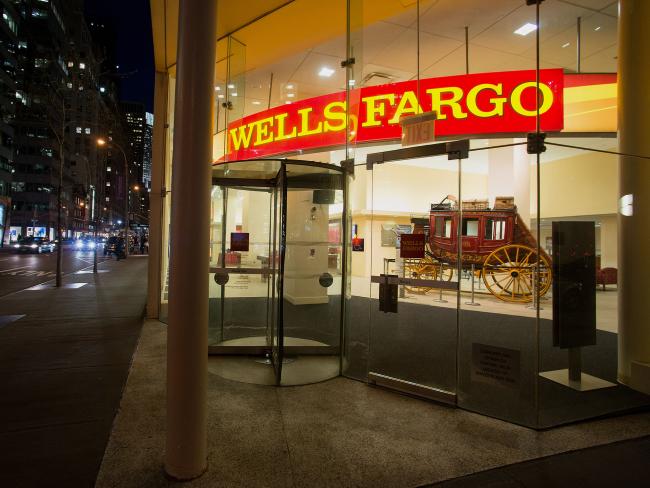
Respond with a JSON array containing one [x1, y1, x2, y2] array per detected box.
[[208, 159, 349, 385]]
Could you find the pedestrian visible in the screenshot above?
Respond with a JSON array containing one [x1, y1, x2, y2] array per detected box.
[[140, 235, 147, 254], [133, 235, 139, 254], [115, 237, 125, 261]]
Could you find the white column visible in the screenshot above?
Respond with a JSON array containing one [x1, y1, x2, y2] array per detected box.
[[147, 72, 168, 319], [487, 139, 531, 224], [165, 0, 218, 480], [617, 0, 650, 392]]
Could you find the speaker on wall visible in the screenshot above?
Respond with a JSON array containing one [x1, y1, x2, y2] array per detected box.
[[552, 221, 597, 348]]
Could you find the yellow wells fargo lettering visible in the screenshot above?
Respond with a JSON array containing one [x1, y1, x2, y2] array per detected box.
[[228, 81, 555, 151]]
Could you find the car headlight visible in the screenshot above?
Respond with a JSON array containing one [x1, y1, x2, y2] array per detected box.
[[75, 241, 83, 248], [30, 244, 38, 248], [89, 242, 96, 249], [13, 244, 19, 248]]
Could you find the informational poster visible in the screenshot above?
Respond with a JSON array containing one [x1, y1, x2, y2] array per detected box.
[[34, 226, 47, 238], [230, 232, 249, 252], [399, 233, 425, 258], [352, 237, 364, 252], [9, 226, 20, 242]]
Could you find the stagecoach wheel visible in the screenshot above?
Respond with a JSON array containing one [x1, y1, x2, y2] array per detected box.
[[403, 256, 453, 294], [481, 244, 552, 303]]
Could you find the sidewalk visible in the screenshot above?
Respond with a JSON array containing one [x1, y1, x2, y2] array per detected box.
[[97, 319, 650, 488], [0, 257, 148, 487]]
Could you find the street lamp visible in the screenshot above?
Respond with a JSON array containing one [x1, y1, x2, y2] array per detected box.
[[97, 137, 129, 257]]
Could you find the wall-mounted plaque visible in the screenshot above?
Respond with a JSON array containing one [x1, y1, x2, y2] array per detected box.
[[471, 343, 520, 389]]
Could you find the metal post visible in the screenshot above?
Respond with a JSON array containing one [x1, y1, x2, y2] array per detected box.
[[526, 270, 543, 310], [464, 263, 480, 306], [56, 139, 64, 287], [432, 261, 448, 303], [568, 347, 582, 382], [576, 17, 581, 74]]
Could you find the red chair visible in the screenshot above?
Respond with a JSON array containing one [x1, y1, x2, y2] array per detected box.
[[596, 267, 617, 291]]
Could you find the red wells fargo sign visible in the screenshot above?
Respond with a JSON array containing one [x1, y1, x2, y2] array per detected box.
[[222, 69, 564, 162]]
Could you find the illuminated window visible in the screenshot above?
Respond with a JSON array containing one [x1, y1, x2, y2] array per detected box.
[[75, 127, 81, 134], [79, 63, 86, 70]]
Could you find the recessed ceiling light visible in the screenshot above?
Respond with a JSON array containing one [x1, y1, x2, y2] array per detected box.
[[215, 86, 221, 91], [562, 42, 570, 48], [349, 79, 356, 86], [285, 101, 292, 105], [514, 23, 537, 36], [217, 94, 224, 99], [231, 92, 238, 97], [318, 67, 335, 77], [594, 26, 601, 31], [287, 93, 295, 98], [286, 84, 294, 89], [252, 100, 261, 105]]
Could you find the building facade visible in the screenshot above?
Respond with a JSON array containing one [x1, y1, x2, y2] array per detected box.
[[150, 0, 650, 478], [6, 0, 129, 241], [0, 0, 18, 244]]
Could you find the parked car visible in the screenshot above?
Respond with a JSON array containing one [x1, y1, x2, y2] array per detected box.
[[104, 236, 119, 256], [12, 237, 55, 254]]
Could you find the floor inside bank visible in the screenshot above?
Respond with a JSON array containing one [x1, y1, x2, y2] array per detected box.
[[97, 319, 650, 488], [207, 269, 642, 429]]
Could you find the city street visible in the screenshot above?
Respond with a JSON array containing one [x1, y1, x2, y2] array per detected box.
[[0, 246, 141, 298]]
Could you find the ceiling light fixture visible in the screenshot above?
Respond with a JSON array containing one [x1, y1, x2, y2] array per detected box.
[[318, 67, 335, 77], [514, 23, 537, 36], [286, 84, 294, 89], [562, 42, 570, 48], [217, 94, 224, 99], [231, 92, 238, 97], [594, 26, 601, 31], [252, 100, 261, 105], [287, 93, 295, 98], [227, 84, 235, 89]]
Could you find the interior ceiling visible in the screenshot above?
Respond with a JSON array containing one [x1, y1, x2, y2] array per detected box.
[[151, 0, 618, 121], [212, 0, 618, 120]]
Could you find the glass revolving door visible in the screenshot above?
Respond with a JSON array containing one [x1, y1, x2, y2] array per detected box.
[[208, 159, 347, 386]]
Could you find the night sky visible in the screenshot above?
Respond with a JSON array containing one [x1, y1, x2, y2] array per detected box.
[[84, 0, 155, 112]]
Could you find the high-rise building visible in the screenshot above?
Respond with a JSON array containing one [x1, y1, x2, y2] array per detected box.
[[120, 101, 148, 226], [8, 0, 128, 239], [143, 111, 153, 190], [0, 0, 18, 245]]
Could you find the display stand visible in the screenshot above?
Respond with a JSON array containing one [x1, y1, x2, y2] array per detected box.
[[539, 347, 616, 391], [464, 263, 480, 307]]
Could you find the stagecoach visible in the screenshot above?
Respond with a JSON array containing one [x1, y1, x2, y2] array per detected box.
[[404, 197, 552, 303]]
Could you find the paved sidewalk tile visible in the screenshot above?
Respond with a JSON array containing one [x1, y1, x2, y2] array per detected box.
[[0, 258, 148, 488]]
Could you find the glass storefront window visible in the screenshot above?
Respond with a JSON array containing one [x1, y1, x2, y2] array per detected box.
[[155, 0, 649, 428]]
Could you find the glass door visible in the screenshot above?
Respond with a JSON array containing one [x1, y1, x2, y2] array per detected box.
[[269, 164, 287, 384], [367, 143, 463, 405], [208, 184, 275, 351], [209, 159, 346, 386]]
